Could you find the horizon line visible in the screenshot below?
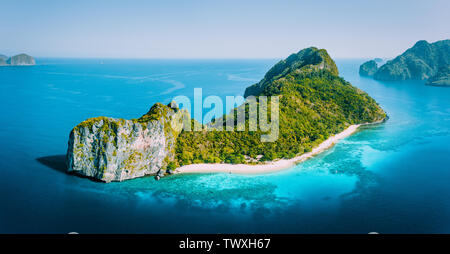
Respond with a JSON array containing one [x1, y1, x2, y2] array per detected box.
[[29, 56, 394, 60]]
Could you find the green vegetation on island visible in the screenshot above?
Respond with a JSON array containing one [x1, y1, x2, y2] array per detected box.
[[244, 47, 338, 97], [174, 47, 386, 167]]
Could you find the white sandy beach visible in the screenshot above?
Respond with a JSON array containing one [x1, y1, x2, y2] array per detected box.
[[175, 124, 361, 175]]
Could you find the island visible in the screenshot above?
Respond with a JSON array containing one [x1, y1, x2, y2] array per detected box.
[[67, 47, 387, 182], [0, 53, 36, 66], [359, 39, 450, 84], [359, 60, 378, 77]]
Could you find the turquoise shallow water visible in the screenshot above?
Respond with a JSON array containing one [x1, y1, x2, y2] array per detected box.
[[1, 58, 450, 233]]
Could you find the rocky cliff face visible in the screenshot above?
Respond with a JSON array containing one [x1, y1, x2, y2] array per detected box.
[[5, 53, 35, 66], [66, 102, 189, 182]]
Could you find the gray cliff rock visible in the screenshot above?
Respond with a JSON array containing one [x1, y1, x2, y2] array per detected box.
[[66, 102, 189, 182], [6, 53, 36, 66]]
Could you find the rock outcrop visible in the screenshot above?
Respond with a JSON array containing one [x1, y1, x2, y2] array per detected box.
[[359, 60, 378, 77], [66, 102, 189, 182]]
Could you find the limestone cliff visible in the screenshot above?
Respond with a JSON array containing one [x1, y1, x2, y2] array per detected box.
[[66, 102, 188, 182]]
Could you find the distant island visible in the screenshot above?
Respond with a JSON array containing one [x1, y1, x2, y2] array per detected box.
[[359, 60, 378, 77], [67, 47, 386, 182], [359, 39, 450, 86], [0, 53, 35, 66]]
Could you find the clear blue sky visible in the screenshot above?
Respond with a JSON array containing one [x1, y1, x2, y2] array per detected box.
[[1, 0, 448, 58]]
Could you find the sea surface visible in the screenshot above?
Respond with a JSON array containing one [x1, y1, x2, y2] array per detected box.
[[1, 58, 450, 233]]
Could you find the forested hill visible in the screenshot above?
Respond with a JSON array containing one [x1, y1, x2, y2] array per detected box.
[[174, 47, 386, 167], [244, 47, 338, 97]]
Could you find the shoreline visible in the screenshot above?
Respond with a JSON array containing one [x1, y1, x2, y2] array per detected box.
[[175, 120, 384, 175]]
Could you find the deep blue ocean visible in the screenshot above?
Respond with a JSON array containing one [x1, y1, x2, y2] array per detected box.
[[1, 58, 450, 233]]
